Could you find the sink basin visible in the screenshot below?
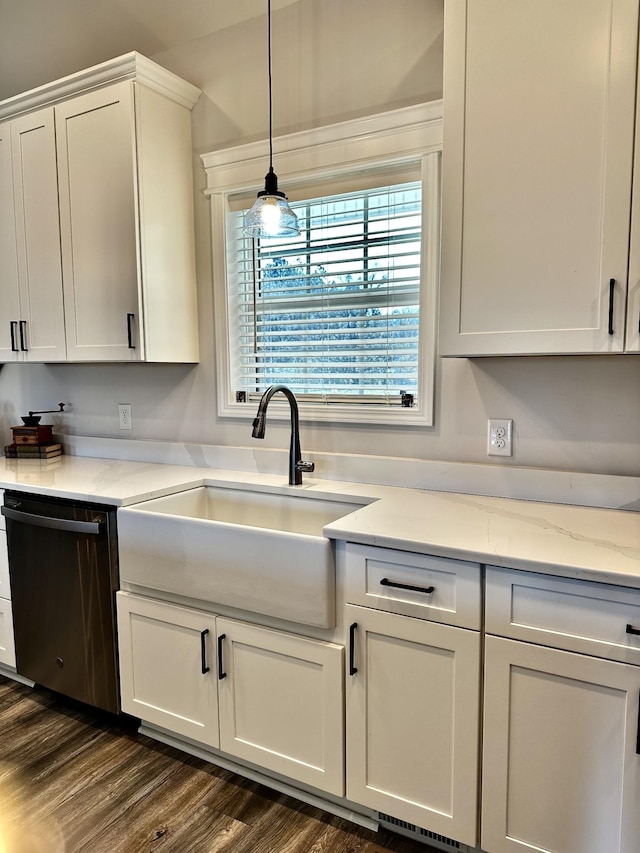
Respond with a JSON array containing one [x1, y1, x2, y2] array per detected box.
[[137, 485, 359, 536], [117, 485, 367, 628]]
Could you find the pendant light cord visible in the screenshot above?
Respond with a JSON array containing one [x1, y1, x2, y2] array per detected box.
[[267, 0, 273, 172]]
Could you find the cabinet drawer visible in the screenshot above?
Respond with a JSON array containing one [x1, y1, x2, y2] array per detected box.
[[344, 543, 481, 629], [486, 566, 640, 665]]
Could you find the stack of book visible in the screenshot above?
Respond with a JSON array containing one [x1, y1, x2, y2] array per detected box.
[[5, 423, 63, 461], [4, 442, 62, 460]]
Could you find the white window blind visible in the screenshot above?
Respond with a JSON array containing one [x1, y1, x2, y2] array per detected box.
[[228, 180, 422, 405]]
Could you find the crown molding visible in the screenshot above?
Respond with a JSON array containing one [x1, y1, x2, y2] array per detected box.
[[0, 52, 200, 121]]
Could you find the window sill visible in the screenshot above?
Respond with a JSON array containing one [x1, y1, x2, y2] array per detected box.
[[218, 399, 433, 427]]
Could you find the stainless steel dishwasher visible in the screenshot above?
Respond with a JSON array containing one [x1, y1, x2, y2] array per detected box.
[[2, 490, 120, 713]]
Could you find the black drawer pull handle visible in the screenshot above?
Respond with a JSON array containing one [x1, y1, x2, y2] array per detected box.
[[200, 629, 210, 674], [637, 689, 640, 755], [127, 313, 135, 349], [19, 319, 28, 351], [380, 577, 435, 595], [626, 624, 640, 636], [9, 322, 18, 352], [349, 622, 358, 676], [217, 633, 227, 680], [608, 278, 615, 335]]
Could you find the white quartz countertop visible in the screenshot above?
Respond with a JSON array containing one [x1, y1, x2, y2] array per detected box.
[[0, 454, 638, 588]]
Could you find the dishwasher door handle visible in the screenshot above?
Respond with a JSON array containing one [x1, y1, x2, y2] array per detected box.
[[1, 506, 102, 535]]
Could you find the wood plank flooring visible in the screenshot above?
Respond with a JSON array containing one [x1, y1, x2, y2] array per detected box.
[[0, 676, 440, 853]]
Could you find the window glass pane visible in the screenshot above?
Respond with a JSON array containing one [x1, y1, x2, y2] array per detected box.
[[228, 181, 422, 403]]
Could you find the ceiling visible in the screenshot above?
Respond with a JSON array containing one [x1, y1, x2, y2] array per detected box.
[[0, 0, 298, 101]]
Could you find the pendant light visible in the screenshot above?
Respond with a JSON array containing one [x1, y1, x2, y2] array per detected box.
[[243, 0, 300, 239]]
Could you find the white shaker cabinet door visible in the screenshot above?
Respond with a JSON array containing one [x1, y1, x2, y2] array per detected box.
[[625, 80, 640, 352], [55, 79, 199, 363], [117, 593, 220, 749], [10, 108, 66, 361], [0, 121, 20, 362], [440, 0, 639, 356], [482, 635, 640, 853], [0, 530, 9, 601], [0, 598, 15, 669], [56, 82, 141, 362], [345, 604, 480, 847], [217, 617, 344, 796]]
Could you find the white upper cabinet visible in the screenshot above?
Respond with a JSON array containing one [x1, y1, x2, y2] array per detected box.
[[626, 93, 640, 351], [0, 120, 20, 362], [0, 53, 200, 363], [0, 110, 66, 362], [440, 0, 640, 356], [55, 83, 139, 361], [56, 80, 199, 362]]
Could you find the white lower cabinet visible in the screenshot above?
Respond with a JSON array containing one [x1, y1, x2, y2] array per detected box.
[[0, 523, 15, 669], [482, 635, 640, 853], [0, 597, 15, 668], [0, 527, 10, 601], [117, 594, 219, 748], [345, 603, 480, 847], [117, 592, 344, 796], [483, 567, 640, 853], [217, 618, 344, 795], [117, 548, 640, 852]]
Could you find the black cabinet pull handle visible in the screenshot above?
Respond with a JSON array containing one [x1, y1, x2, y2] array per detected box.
[[9, 322, 18, 352], [200, 629, 210, 674], [126, 313, 135, 348], [380, 577, 435, 595], [19, 320, 27, 351], [626, 624, 640, 636], [608, 278, 615, 335], [638, 305, 640, 335], [636, 689, 640, 755], [217, 633, 227, 680], [349, 622, 358, 676]]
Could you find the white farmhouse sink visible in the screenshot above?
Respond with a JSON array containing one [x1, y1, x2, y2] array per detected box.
[[117, 485, 367, 628]]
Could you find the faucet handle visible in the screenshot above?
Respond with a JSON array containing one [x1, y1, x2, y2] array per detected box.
[[296, 460, 315, 473]]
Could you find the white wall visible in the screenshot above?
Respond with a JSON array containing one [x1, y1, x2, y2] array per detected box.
[[2, 0, 639, 479]]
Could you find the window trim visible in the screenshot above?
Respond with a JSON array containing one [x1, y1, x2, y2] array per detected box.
[[202, 101, 442, 426]]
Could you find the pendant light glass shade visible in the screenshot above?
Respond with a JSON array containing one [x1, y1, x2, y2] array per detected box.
[[243, 0, 300, 239], [243, 168, 300, 238]]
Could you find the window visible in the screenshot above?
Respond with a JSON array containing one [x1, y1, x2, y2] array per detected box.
[[230, 179, 422, 402], [202, 102, 442, 426]]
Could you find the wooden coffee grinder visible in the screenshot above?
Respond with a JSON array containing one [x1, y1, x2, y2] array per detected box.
[[6, 403, 66, 459]]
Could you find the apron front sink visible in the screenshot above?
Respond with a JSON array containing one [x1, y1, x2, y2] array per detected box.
[[118, 485, 368, 628]]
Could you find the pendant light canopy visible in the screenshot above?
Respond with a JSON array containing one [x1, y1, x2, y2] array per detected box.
[[243, 0, 300, 239]]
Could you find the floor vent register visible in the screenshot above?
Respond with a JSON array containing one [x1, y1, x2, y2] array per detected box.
[[378, 813, 472, 853]]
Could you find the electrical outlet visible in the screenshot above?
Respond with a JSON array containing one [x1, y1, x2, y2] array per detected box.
[[118, 404, 132, 430], [488, 418, 513, 456]]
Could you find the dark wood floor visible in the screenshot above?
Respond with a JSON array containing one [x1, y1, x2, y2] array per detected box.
[[0, 675, 439, 853]]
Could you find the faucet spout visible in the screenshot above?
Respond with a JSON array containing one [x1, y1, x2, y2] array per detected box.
[[250, 385, 314, 485]]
